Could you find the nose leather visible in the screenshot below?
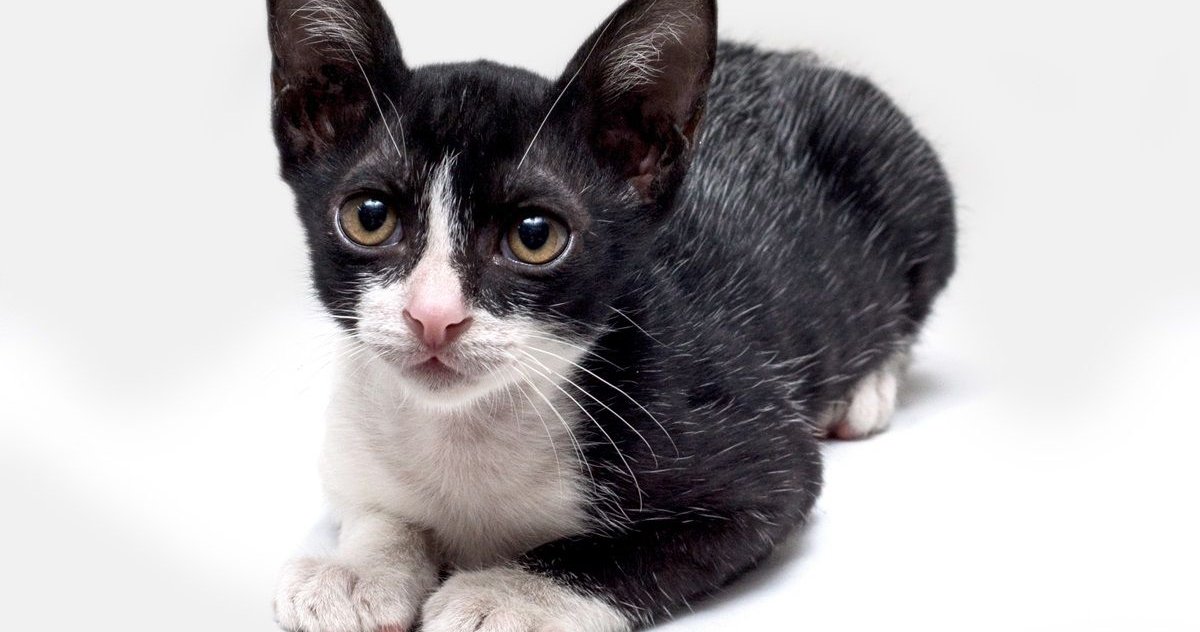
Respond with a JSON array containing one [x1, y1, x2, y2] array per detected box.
[[404, 291, 472, 350]]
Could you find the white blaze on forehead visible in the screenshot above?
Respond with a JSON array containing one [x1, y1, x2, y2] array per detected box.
[[425, 156, 463, 262], [409, 156, 466, 310]]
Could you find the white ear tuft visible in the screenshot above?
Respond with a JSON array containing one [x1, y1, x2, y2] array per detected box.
[[602, 10, 702, 100], [268, 0, 407, 169], [553, 0, 716, 202], [290, 0, 371, 63]]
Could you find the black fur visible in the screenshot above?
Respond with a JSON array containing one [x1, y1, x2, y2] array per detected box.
[[269, 0, 954, 627]]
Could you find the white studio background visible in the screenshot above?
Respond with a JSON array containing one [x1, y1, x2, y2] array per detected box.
[[1, 1, 1197, 630]]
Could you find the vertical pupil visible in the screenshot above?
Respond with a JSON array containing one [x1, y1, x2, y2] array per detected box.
[[518, 217, 551, 250], [357, 200, 389, 233]]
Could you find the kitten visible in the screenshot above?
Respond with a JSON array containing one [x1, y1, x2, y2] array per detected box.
[[267, 0, 956, 631]]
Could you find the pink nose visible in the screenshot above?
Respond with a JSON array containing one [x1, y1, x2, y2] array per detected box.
[[403, 300, 473, 351]]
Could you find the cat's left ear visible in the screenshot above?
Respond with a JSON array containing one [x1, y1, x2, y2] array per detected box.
[[555, 0, 717, 208], [267, 0, 408, 173]]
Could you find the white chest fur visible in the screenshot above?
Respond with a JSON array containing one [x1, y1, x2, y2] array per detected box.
[[319, 350, 590, 569]]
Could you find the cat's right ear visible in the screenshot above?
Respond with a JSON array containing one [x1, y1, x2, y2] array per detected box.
[[554, 0, 717, 209], [267, 0, 408, 172]]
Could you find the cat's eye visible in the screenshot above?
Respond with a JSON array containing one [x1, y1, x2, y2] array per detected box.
[[505, 213, 570, 266], [339, 195, 400, 247]]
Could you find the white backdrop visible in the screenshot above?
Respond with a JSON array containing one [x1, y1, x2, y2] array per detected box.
[[1, 1, 1198, 630]]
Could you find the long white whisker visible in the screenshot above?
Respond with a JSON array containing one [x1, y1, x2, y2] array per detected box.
[[516, 15, 618, 172], [518, 348, 658, 463], [307, 1, 405, 162], [524, 344, 677, 456], [383, 93, 408, 164], [343, 336, 390, 379], [501, 371, 522, 432], [512, 354, 642, 508], [608, 305, 669, 348], [511, 362, 596, 489], [508, 372, 565, 493], [520, 332, 623, 370]]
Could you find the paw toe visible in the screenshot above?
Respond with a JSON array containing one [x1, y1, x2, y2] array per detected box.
[[275, 558, 426, 632], [822, 354, 904, 440]]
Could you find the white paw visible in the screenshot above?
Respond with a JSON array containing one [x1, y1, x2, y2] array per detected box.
[[274, 557, 434, 632], [422, 567, 631, 632], [822, 352, 906, 440]]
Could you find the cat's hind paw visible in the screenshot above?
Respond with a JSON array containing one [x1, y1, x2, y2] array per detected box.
[[820, 352, 907, 440]]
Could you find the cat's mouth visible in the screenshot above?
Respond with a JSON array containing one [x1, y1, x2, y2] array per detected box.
[[409, 357, 464, 383], [396, 353, 498, 394], [355, 328, 522, 401]]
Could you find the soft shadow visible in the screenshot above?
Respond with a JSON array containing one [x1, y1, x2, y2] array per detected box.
[[897, 366, 942, 410], [660, 514, 819, 624], [296, 511, 339, 557]]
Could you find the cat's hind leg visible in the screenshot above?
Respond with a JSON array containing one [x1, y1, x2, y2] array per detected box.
[[819, 350, 909, 440]]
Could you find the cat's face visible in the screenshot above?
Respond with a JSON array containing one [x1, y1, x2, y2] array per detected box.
[[268, 0, 716, 408], [293, 66, 651, 406]]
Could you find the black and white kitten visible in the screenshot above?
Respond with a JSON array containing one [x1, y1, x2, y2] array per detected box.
[[267, 0, 955, 630]]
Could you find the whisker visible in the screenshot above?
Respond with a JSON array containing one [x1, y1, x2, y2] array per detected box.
[[511, 362, 597, 489], [383, 93, 408, 164], [516, 14, 619, 172], [520, 332, 623, 370], [608, 305, 669, 348], [501, 372, 522, 432], [511, 354, 642, 508], [305, 1, 405, 163], [508, 371, 565, 493], [517, 348, 658, 465], [524, 344, 677, 456]]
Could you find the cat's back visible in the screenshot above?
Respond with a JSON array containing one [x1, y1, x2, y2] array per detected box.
[[652, 41, 956, 400], [685, 42, 954, 280]]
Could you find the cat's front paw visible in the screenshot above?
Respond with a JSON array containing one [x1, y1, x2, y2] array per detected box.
[[274, 557, 434, 632], [422, 567, 631, 632]]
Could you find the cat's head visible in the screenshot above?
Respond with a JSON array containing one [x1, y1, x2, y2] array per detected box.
[[268, 0, 717, 408]]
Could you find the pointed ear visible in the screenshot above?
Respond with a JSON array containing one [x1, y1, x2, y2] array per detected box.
[[557, 0, 717, 204], [267, 0, 407, 171]]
